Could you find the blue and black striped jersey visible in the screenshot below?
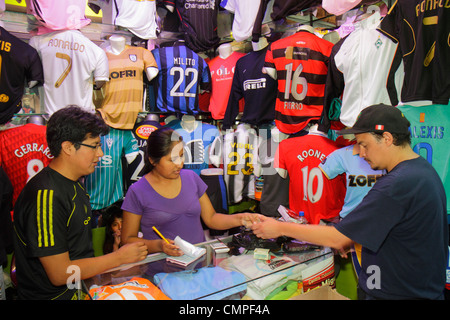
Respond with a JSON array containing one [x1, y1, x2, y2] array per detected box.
[[151, 44, 211, 114]]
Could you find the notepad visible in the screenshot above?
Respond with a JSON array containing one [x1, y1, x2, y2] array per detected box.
[[166, 236, 206, 267]]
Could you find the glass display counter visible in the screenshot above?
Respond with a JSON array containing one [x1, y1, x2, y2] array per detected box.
[[83, 235, 334, 300]]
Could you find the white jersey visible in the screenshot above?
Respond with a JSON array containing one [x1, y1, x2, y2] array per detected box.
[[29, 30, 109, 115], [88, 0, 158, 40], [326, 14, 404, 128], [222, 0, 261, 42]]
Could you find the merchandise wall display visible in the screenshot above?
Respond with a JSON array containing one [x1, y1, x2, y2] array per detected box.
[[29, 30, 109, 115], [0, 27, 43, 124], [2, 0, 450, 301]]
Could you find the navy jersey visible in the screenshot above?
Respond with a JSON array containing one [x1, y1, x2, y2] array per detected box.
[[151, 44, 211, 114], [377, 0, 450, 104], [0, 27, 43, 124], [162, 0, 221, 52], [271, 0, 321, 21], [223, 48, 277, 129]]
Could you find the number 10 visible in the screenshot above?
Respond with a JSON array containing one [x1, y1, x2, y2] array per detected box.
[[301, 166, 323, 203]]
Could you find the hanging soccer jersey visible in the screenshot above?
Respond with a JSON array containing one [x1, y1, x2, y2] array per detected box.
[[168, 120, 220, 175], [398, 103, 450, 217], [264, 30, 333, 134], [151, 44, 211, 114], [275, 132, 346, 224], [223, 48, 277, 129], [210, 125, 260, 204], [112, 0, 158, 39], [319, 144, 385, 219], [84, 127, 139, 210], [270, 0, 321, 21], [0, 27, 44, 124], [97, 45, 157, 129], [161, 0, 221, 52], [125, 118, 162, 187], [207, 51, 245, 120], [29, 30, 109, 115], [319, 14, 404, 132], [377, 0, 450, 104], [222, 0, 261, 42], [0, 123, 53, 206], [88, 0, 159, 40], [25, 0, 91, 34]]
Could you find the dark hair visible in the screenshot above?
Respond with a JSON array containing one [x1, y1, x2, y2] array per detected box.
[[370, 131, 411, 147], [46, 106, 109, 157], [143, 127, 183, 173], [101, 201, 123, 254]]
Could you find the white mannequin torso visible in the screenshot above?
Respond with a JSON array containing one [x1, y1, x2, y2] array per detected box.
[[180, 114, 198, 132], [218, 43, 233, 59], [252, 37, 268, 51]]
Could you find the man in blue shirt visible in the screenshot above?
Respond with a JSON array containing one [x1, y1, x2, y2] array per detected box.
[[252, 104, 448, 300]]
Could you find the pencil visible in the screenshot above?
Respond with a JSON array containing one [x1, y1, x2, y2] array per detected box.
[[152, 226, 170, 244]]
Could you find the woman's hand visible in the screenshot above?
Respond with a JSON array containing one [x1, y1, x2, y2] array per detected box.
[[240, 213, 263, 229], [161, 239, 184, 256], [250, 215, 284, 239]]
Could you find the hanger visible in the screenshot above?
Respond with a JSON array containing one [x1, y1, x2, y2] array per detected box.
[[355, 4, 381, 27]]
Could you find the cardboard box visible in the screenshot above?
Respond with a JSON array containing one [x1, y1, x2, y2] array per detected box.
[[290, 285, 349, 300]]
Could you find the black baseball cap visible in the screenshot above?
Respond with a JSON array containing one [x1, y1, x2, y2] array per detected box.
[[337, 104, 410, 135]]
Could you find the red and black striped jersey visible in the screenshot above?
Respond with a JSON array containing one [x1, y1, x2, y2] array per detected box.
[[264, 30, 333, 134]]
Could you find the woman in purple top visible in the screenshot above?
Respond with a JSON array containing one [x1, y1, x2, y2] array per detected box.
[[121, 127, 258, 256]]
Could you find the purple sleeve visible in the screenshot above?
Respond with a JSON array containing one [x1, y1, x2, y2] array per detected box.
[[190, 169, 208, 198], [121, 182, 144, 215]]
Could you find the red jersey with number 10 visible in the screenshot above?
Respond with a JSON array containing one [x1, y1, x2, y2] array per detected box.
[[275, 133, 346, 224], [264, 31, 333, 134], [0, 124, 53, 206]]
